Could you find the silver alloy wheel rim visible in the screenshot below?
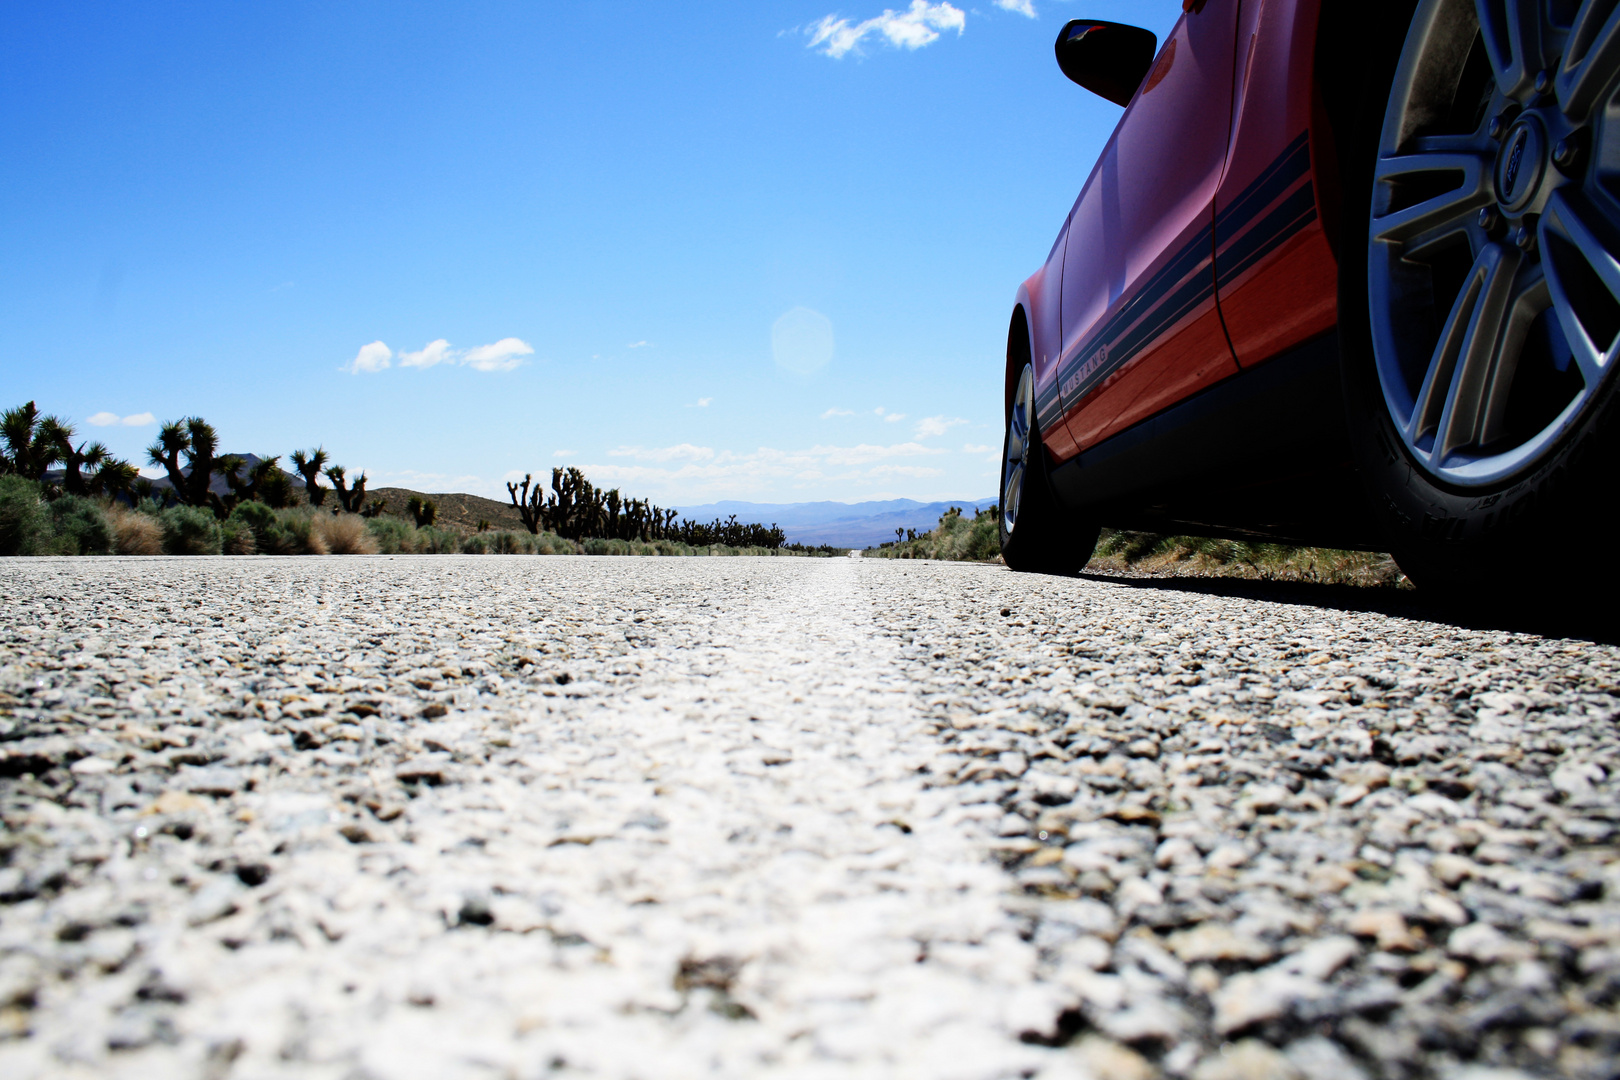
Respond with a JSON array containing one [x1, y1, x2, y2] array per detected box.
[[1368, 0, 1620, 487], [1002, 365, 1034, 535]]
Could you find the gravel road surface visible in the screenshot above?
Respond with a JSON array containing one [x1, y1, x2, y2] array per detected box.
[[0, 555, 1616, 1080]]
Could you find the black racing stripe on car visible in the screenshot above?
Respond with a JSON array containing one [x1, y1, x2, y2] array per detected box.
[[1036, 387, 1063, 431], [1043, 133, 1314, 422], [1063, 257, 1215, 404], [1213, 132, 1311, 238], [1053, 222, 1215, 403], [1214, 182, 1319, 289]]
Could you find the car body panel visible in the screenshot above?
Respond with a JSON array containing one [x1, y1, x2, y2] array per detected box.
[[1018, 224, 1078, 460], [1213, 0, 1339, 367], [1047, 1, 1243, 458]]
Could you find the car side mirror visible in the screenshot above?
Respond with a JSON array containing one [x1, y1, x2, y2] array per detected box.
[[1055, 19, 1159, 106]]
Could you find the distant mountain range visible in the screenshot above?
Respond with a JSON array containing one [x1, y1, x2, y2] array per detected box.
[[669, 498, 997, 548]]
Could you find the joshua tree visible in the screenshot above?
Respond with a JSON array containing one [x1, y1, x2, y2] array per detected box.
[[0, 401, 70, 480], [289, 448, 329, 507], [323, 464, 369, 513], [148, 417, 227, 515], [895, 528, 904, 543], [361, 498, 386, 518], [407, 496, 437, 528], [506, 464, 783, 547], [57, 434, 136, 499], [223, 454, 294, 509], [506, 474, 545, 535], [86, 458, 139, 499]]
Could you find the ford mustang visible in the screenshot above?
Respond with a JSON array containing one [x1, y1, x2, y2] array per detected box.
[[1000, 0, 1620, 600]]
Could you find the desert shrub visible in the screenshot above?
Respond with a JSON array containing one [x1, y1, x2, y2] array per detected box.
[[0, 476, 49, 556], [462, 530, 536, 554], [227, 502, 297, 554], [534, 531, 577, 555], [865, 507, 1000, 563], [582, 537, 630, 556], [365, 516, 413, 554], [221, 517, 257, 555], [414, 526, 461, 554], [491, 531, 535, 555], [110, 507, 163, 555], [317, 513, 379, 555], [47, 495, 113, 555], [159, 505, 222, 555], [265, 508, 328, 555]]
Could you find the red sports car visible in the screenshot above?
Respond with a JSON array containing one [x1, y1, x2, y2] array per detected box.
[[1000, 0, 1620, 599]]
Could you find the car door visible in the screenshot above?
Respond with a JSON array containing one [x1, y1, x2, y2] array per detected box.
[[1056, 1, 1243, 452], [1211, 0, 1337, 366]]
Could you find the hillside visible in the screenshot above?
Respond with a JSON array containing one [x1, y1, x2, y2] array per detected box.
[[365, 488, 527, 533]]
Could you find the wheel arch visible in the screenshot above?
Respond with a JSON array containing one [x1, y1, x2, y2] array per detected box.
[[1310, 0, 1421, 259], [1005, 301, 1033, 426]]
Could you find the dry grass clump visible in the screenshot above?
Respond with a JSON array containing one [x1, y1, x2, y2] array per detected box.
[[109, 507, 163, 555], [1087, 530, 1410, 588], [316, 513, 378, 555]]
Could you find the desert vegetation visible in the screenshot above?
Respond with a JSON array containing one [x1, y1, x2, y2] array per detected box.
[[1, 400, 831, 559], [508, 467, 788, 547], [866, 505, 1410, 587]]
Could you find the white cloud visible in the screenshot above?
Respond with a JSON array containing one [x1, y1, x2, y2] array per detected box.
[[354, 336, 534, 374], [883, 412, 906, 422], [821, 407, 856, 418], [688, 397, 713, 408], [399, 339, 455, 369], [914, 415, 968, 438], [994, 0, 1036, 17], [609, 444, 717, 463], [86, 412, 121, 427], [462, 337, 534, 372], [808, 1, 966, 58], [627, 340, 650, 349], [122, 412, 155, 427], [553, 450, 576, 458], [962, 443, 993, 453], [348, 340, 393, 374]]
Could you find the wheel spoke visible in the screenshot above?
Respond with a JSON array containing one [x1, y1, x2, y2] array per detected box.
[[1476, 0, 1547, 99], [1371, 143, 1493, 247], [1007, 408, 1026, 462], [1431, 244, 1523, 461], [1409, 242, 1520, 459], [1540, 190, 1620, 383], [1476, 273, 1552, 447], [1557, 0, 1620, 121], [1003, 368, 1035, 532]]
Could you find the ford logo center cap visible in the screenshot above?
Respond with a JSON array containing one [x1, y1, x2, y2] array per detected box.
[[1497, 116, 1547, 214]]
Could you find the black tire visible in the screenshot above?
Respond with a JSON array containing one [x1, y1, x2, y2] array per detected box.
[[1337, 0, 1620, 602], [999, 363, 1099, 574]]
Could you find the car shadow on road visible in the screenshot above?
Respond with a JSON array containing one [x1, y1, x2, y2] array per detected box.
[[1073, 570, 1618, 646]]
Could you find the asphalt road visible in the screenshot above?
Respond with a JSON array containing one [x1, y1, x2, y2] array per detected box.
[[0, 556, 1615, 1080]]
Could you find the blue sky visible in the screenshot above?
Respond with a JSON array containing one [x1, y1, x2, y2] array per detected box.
[[2, 0, 1186, 505]]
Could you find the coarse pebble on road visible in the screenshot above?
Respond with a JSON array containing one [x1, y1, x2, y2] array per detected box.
[[0, 555, 1615, 1080]]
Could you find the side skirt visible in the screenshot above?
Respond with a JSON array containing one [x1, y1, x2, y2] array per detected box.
[[1047, 332, 1385, 550]]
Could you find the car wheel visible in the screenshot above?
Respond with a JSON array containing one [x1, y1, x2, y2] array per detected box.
[[999, 363, 1098, 574], [1340, 0, 1620, 600]]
